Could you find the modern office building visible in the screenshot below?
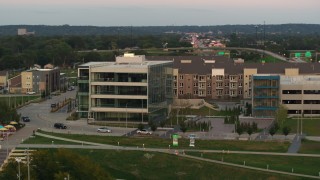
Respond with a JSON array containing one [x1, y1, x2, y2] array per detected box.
[[252, 75, 280, 117], [280, 75, 320, 117], [77, 53, 173, 123]]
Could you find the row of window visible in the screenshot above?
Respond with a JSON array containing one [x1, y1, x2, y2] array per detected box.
[[174, 90, 243, 96], [175, 75, 245, 81], [282, 100, 320, 104], [283, 90, 320, 94], [174, 82, 243, 88]]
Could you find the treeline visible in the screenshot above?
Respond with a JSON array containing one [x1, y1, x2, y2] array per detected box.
[[0, 24, 319, 36], [0, 34, 190, 70]]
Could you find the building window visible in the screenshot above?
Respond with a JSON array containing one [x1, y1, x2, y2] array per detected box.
[[179, 83, 184, 87], [207, 83, 211, 87], [179, 75, 184, 80], [216, 76, 223, 80], [179, 90, 184, 95], [173, 76, 177, 80], [194, 90, 198, 95], [207, 90, 211, 95], [239, 83, 243, 87], [193, 75, 198, 80], [238, 90, 242, 95]]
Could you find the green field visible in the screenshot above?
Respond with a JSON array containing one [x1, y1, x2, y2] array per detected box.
[[22, 135, 84, 145], [282, 118, 320, 136], [299, 139, 320, 154], [29, 130, 290, 152], [70, 149, 298, 180], [186, 152, 320, 177]]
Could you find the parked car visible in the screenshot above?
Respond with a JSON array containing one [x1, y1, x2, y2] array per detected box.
[[137, 129, 152, 135], [51, 104, 57, 108], [26, 91, 36, 95], [54, 123, 67, 129], [97, 127, 112, 133], [21, 116, 30, 122]]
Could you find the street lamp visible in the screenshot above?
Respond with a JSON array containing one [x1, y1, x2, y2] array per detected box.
[[25, 149, 30, 180], [126, 103, 128, 129], [15, 157, 22, 180], [296, 110, 299, 137]]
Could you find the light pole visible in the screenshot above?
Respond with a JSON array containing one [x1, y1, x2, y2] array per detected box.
[[15, 157, 22, 180], [300, 112, 303, 135], [126, 103, 128, 129], [176, 109, 179, 125], [25, 149, 30, 180], [296, 111, 299, 136], [142, 99, 144, 123]]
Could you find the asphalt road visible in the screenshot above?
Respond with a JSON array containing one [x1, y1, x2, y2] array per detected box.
[[17, 90, 135, 137]]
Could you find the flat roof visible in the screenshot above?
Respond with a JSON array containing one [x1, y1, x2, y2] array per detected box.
[[79, 60, 172, 69]]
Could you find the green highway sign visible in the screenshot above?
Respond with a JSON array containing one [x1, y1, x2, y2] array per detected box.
[[295, 53, 301, 58], [218, 51, 225, 55], [305, 51, 312, 58]]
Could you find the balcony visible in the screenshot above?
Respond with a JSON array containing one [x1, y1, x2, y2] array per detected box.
[[254, 96, 279, 99], [93, 78, 115, 82]]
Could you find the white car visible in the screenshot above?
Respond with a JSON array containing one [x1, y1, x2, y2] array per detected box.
[[97, 127, 112, 133], [137, 129, 152, 135], [26, 91, 36, 95]]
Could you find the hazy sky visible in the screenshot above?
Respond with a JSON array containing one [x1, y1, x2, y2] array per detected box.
[[0, 0, 319, 26]]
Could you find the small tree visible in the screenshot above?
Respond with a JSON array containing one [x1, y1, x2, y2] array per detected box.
[[138, 123, 144, 131], [160, 120, 166, 128], [282, 126, 291, 138], [236, 125, 243, 137], [269, 127, 276, 139], [247, 127, 253, 140], [275, 105, 288, 128], [151, 124, 157, 132], [180, 121, 187, 133]]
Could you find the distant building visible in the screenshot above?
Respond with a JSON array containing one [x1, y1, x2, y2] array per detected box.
[[21, 68, 60, 95], [77, 53, 173, 123], [17, 28, 35, 36], [0, 71, 8, 89], [8, 75, 22, 94]]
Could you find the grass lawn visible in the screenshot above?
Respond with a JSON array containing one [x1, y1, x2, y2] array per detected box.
[[71, 149, 297, 180], [35, 130, 290, 152], [299, 139, 320, 154], [22, 135, 83, 145], [282, 118, 320, 136], [186, 152, 320, 177]]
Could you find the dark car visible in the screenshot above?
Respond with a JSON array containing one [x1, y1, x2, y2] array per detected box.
[[54, 123, 67, 129], [21, 116, 30, 122]]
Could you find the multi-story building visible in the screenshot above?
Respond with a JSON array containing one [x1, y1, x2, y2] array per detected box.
[[21, 68, 60, 95], [0, 71, 8, 90], [147, 56, 320, 117], [280, 75, 320, 117], [77, 53, 173, 123]]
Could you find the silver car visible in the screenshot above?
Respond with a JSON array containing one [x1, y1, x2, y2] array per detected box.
[[97, 127, 112, 133]]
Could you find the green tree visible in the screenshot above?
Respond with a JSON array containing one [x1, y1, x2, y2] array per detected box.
[[275, 105, 288, 128], [269, 127, 276, 139], [0, 102, 20, 124], [282, 126, 291, 137], [138, 123, 144, 131], [180, 121, 187, 133], [247, 127, 253, 140]]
